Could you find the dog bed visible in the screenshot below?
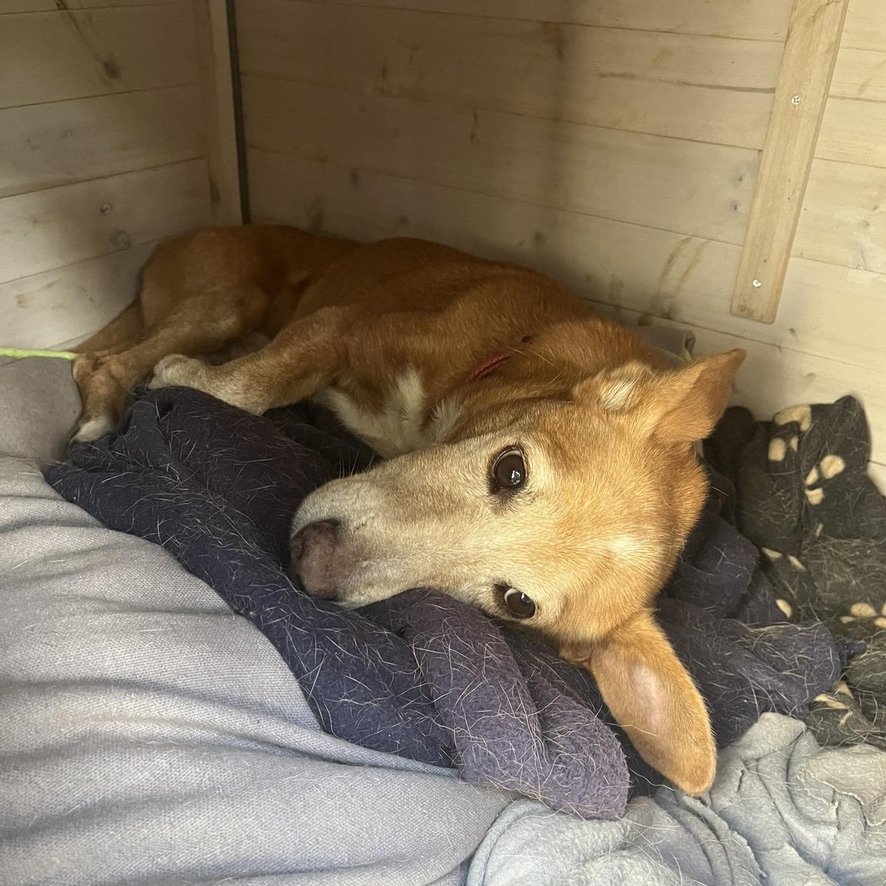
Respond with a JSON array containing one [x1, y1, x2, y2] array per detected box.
[[2, 354, 885, 884]]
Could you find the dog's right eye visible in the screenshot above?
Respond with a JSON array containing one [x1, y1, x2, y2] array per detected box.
[[496, 585, 536, 619], [490, 447, 527, 493]]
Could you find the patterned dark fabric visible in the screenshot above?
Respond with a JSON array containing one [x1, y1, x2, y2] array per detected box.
[[707, 395, 886, 749]]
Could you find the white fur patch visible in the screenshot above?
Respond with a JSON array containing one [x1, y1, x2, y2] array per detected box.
[[316, 368, 462, 458], [600, 378, 637, 411], [72, 415, 116, 442]]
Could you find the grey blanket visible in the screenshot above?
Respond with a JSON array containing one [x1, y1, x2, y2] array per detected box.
[[468, 713, 886, 885], [0, 358, 511, 886]]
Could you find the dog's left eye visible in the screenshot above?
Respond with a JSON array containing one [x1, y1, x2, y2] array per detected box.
[[497, 585, 536, 619], [490, 447, 527, 492]]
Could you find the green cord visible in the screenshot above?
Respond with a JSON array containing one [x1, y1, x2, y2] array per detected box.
[[0, 348, 78, 360]]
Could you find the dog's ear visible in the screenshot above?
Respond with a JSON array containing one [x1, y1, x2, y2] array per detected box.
[[577, 350, 745, 443], [648, 349, 746, 443], [559, 610, 716, 796]]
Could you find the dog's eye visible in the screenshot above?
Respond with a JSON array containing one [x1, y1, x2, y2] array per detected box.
[[491, 447, 526, 492], [499, 585, 536, 619]]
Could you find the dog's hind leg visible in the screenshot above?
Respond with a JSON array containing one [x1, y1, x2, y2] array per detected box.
[[73, 283, 271, 442], [148, 305, 348, 415], [73, 300, 145, 356]]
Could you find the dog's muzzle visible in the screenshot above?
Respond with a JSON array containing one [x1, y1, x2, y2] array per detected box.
[[288, 519, 356, 600]]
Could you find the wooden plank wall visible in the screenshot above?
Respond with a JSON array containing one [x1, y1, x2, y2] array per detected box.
[[0, 0, 224, 350], [237, 0, 886, 486]]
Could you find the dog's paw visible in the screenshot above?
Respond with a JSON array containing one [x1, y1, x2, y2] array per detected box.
[[71, 415, 115, 443], [148, 354, 203, 390]]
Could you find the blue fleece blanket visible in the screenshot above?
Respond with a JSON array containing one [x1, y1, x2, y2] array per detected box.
[[46, 388, 841, 819]]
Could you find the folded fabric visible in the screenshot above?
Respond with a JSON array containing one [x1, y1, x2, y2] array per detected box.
[[467, 712, 886, 886], [46, 388, 841, 818], [0, 454, 508, 886]]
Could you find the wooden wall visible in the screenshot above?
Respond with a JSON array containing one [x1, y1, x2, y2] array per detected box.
[[0, 0, 238, 351], [237, 0, 886, 486]]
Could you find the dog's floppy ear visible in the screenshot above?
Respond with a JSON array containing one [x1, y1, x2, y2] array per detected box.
[[559, 610, 716, 796], [578, 349, 746, 443]]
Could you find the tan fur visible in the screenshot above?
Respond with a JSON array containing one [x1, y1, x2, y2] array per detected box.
[[73, 226, 745, 795]]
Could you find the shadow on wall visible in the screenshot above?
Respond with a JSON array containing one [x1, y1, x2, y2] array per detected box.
[[0, 3, 213, 350]]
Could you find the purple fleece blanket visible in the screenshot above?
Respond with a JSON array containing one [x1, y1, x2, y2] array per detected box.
[[45, 389, 841, 819]]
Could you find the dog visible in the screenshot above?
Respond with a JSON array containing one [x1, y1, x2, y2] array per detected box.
[[73, 225, 745, 795]]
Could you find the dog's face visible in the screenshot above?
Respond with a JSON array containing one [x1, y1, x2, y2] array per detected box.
[[290, 349, 744, 795]]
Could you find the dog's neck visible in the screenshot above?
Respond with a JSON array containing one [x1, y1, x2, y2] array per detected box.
[[439, 325, 669, 445]]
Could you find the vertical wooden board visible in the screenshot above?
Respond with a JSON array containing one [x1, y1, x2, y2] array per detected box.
[[793, 159, 886, 272], [0, 85, 205, 199], [193, 0, 242, 224], [241, 76, 759, 244], [731, 0, 849, 323], [307, 0, 794, 41], [0, 160, 211, 284], [236, 0, 780, 148], [0, 6, 199, 109], [0, 244, 157, 350]]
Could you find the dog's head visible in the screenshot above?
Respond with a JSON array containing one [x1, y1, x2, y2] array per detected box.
[[290, 348, 745, 794]]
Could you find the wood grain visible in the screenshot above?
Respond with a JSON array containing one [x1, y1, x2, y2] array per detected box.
[[242, 75, 759, 244], [731, 0, 849, 323], [0, 6, 198, 109], [237, 0, 781, 148], [0, 85, 205, 199], [0, 160, 210, 284]]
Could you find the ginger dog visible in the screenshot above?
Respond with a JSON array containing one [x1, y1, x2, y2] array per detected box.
[[73, 226, 745, 794]]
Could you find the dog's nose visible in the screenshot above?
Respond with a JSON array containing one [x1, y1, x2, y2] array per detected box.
[[289, 519, 344, 600]]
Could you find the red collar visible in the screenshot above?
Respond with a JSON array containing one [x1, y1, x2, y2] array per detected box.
[[468, 352, 511, 382]]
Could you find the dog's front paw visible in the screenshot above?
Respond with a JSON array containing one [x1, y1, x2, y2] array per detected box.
[[148, 354, 204, 390], [71, 414, 116, 443]]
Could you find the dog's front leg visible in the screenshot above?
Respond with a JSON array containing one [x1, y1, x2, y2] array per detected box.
[[149, 306, 347, 414]]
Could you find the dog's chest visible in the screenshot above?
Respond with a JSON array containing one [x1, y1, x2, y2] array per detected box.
[[313, 368, 461, 459]]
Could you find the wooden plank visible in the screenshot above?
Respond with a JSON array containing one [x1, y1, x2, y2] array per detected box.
[[841, 0, 886, 52], [193, 0, 242, 224], [2, 1, 186, 12], [248, 149, 886, 374], [731, 0, 849, 323], [287, 0, 794, 41], [831, 48, 886, 101], [0, 85, 205, 199], [816, 97, 886, 168], [794, 159, 886, 273], [0, 6, 198, 109], [0, 243, 156, 350], [236, 0, 780, 149], [241, 75, 759, 244], [248, 148, 742, 317], [0, 160, 210, 284]]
